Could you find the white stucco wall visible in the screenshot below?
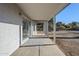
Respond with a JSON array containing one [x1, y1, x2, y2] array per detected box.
[[0, 4, 23, 56]]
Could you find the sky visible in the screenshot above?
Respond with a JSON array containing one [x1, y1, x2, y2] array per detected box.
[[56, 3, 79, 24]]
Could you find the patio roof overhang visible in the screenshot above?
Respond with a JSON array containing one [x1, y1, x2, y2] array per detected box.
[[17, 3, 68, 20]]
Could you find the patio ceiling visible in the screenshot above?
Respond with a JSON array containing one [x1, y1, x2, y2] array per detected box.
[[18, 3, 68, 20]]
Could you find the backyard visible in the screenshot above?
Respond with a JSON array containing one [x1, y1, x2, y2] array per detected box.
[[56, 31, 79, 56], [55, 3, 79, 56], [48, 19, 79, 56]]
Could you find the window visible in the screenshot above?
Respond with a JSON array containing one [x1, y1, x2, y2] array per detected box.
[[37, 23, 43, 31], [23, 20, 29, 39]]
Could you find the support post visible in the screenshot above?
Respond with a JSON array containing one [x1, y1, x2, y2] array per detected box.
[[35, 22, 37, 35], [46, 21, 48, 36], [31, 21, 33, 37], [53, 17, 56, 44]]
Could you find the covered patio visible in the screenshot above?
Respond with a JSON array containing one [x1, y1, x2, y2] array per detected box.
[[19, 3, 68, 46], [11, 3, 69, 56]]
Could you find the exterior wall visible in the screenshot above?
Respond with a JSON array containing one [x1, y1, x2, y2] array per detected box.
[[0, 4, 23, 56]]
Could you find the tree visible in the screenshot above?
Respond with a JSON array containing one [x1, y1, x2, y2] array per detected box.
[[56, 22, 66, 30], [56, 22, 63, 27], [67, 22, 78, 30]]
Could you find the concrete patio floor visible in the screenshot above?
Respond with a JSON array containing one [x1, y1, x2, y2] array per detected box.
[[22, 38, 54, 46], [11, 45, 65, 56], [11, 38, 65, 56]]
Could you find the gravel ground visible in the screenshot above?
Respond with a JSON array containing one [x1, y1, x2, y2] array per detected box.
[[55, 31, 79, 56]]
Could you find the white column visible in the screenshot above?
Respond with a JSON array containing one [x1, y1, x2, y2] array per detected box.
[[43, 21, 46, 34], [35, 23, 37, 35], [43, 21, 48, 36], [46, 21, 48, 36], [28, 22, 31, 37], [32, 21, 37, 35], [53, 17, 56, 44], [31, 21, 33, 37]]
